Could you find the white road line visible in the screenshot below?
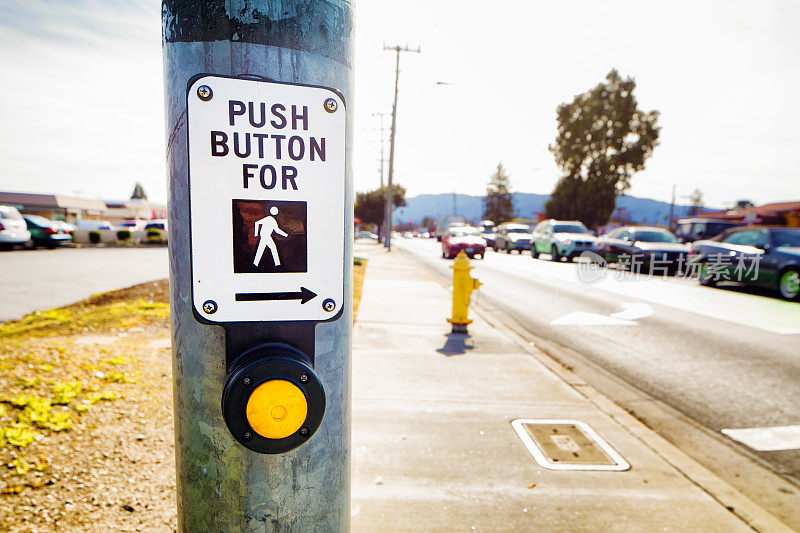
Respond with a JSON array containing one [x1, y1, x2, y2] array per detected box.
[[721, 425, 800, 451], [550, 311, 637, 326]]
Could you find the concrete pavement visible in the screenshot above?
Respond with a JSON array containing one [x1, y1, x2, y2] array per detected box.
[[351, 240, 792, 532]]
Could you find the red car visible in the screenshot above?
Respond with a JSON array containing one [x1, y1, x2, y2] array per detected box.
[[441, 227, 486, 259]]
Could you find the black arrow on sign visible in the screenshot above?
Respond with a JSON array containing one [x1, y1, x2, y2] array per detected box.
[[235, 287, 317, 304]]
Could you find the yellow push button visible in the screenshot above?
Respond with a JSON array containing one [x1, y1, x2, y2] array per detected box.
[[246, 379, 308, 439]]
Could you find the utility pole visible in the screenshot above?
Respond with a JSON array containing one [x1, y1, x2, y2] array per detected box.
[[371, 112, 389, 188], [453, 189, 458, 216], [668, 184, 676, 230], [383, 43, 420, 250], [162, 3, 352, 531]]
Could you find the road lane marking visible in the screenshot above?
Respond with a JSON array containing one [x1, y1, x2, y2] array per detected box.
[[721, 425, 800, 451], [610, 303, 653, 321], [550, 311, 637, 326]]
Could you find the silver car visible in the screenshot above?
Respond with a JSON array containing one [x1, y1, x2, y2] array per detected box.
[[0, 205, 32, 249]]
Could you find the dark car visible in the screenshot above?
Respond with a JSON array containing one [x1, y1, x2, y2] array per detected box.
[[674, 218, 741, 243], [23, 215, 72, 249], [441, 226, 486, 259], [690, 226, 800, 301], [595, 226, 689, 274], [493, 223, 532, 253]]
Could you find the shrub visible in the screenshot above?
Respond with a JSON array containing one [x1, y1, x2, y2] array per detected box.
[[116, 230, 132, 241], [146, 229, 160, 239], [88, 231, 101, 244]]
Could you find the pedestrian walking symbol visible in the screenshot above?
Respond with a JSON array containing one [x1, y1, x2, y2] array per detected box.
[[232, 199, 307, 274], [254, 206, 288, 267]]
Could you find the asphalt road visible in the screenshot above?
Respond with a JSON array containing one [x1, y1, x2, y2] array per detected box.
[[395, 238, 800, 480], [0, 247, 168, 322]]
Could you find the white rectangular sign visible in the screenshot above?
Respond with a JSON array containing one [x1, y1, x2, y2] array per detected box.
[[187, 75, 345, 323]]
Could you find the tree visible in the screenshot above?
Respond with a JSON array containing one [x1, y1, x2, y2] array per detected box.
[[482, 163, 515, 224], [546, 69, 660, 229], [354, 185, 407, 229], [687, 188, 704, 217], [130, 182, 148, 200], [421, 216, 435, 230]]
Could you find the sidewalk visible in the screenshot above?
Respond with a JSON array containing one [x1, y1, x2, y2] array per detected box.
[[351, 242, 791, 532]]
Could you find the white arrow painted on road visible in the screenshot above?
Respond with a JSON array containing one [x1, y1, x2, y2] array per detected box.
[[610, 303, 653, 321], [550, 303, 653, 326]]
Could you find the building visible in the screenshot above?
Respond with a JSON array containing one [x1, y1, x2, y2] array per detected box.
[[103, 199, 167, 224], [0, 192, 107, 222], [0, 191, 166, 224], [699, 201, 800, 227]]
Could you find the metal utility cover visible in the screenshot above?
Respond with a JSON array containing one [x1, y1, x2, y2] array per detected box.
[[511, 419, 630, 471], [187, 75, 345, 323]]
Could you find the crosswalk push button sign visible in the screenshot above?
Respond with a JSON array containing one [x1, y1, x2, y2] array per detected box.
[[187, 75, 345, 323]]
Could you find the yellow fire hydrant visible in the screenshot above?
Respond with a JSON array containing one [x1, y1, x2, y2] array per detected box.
[[447, 250, 482, 334]]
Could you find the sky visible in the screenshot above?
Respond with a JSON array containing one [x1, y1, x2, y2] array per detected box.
[[1, 0, 798, 208]]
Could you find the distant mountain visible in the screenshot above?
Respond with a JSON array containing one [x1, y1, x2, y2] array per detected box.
[[392, 192, 700, 226]]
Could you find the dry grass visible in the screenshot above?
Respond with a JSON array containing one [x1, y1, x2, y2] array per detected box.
[[0, 280, 175, 532], [354, 258, 367, 321]]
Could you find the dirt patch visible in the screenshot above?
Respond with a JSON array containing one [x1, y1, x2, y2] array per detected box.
[[0, 281, 175, 532], [0, 266, 367, 531]]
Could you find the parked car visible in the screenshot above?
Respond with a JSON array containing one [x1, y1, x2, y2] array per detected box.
[[54, 220, 77, 233], [144, 219, 168, 231], [595, 226, 689, 274], [480, 227, 498, 250], [441, 226, 485, 259], [674, 218, 741, 243], [531, 219, 597, 261], [690, 226, 800, 301], [76, 220, 114, 230], [0, 205, 32, 249], [435, 215, 466, 241], [493, 223, 532, 253], [22, 215, 72, 249], [117, 219, 147, 231]]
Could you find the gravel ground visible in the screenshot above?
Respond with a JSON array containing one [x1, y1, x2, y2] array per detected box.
[[0, 281, 176, 532]]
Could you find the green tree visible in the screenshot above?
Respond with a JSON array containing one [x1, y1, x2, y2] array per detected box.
[[130, 182, 148, 200], [546, 69, 660, 229], [420, 216, 435, 230], [482, 163, 515, 224], [687, 188, 704, 217], [354, 185, 407, 229]]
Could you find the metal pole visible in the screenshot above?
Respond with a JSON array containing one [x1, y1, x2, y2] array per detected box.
[[162, 3, 353, 531], [384, 48, 400, 250], [668, 184, 676, 229], [382, 44, 420, 251]]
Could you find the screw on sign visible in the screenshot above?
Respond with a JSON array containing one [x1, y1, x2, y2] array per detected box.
[[197, 85, 213, 101], [324, 98, 338, 113]]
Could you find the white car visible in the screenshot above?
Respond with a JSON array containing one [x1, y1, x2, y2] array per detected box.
[[0, 205, 32, 248], [76, 220, 115, 231]]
